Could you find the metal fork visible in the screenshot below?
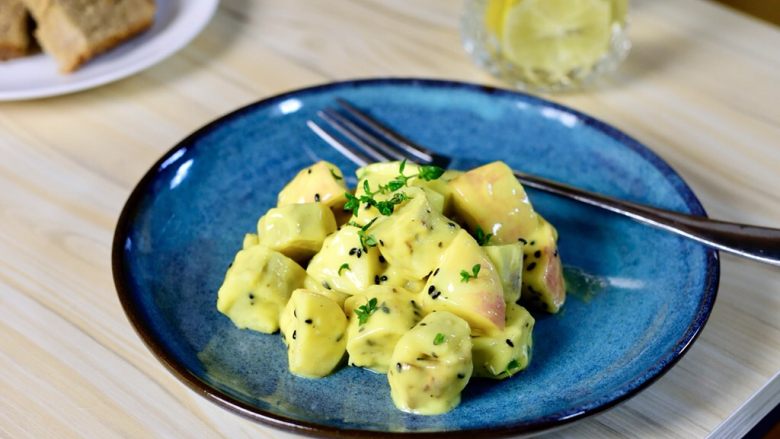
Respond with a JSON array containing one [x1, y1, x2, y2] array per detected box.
[[307, 99, 780, 267]]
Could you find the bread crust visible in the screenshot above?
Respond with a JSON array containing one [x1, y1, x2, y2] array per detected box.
[[22, 0, 156, 72], [0, 0, 31, 60]]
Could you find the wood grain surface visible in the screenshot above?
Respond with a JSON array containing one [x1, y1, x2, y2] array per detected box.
[[1, 0, 779, 438]]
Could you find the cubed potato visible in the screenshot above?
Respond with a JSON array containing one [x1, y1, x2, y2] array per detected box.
[[484, 243, 524, 304], [472, 303, 534, 379], [377, 263, 426, 295], [277, 161, 348, 211], [343, 286, 421, 373], [306, 226, 383, 296], [279, 289, 348, 378], [521, 216, 566, 313], [449, 161, 538, 245], [217, 246, 305, 334], [420, 229, 506, 336], [352, 183, 444, 225], [387, 311, 473, 415], [371, 194, 460, 279], [303, 275, 351, 308], [257, 203, 337, 263], [355, 161, 455, 212], [242, 233, 259, 249]]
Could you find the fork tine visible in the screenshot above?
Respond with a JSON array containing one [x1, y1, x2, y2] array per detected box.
[[306, 120, 370, 167], [336, 98, 435, 164], [320, 109, 408, 162], [318, 110, 392, 163]]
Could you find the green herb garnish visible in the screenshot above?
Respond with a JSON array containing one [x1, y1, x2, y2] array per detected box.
[[343, 181, 408, 218], [348, 218, 379, 251], [338, 263, 350, 275], [474, 226, 493, 246], [375, 192, 409, 215], [505, 359, 520, 376], [343, 160, 445, 217], [460, 264, 481, 282], [355, 297, 378, 325], [344, 192, 361, 216], [418, 165, 445, 181], [433, 333, 446, 345]]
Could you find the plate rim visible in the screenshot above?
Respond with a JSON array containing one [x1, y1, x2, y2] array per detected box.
[[0, 0, 219, 101], [112, 78, 720, 438]]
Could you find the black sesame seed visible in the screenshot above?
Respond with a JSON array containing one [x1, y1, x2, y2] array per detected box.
[[374, 275, 380, 284], [381, 305, 390, 314], [356, 249, 362, 258], [380, 275, 388, 282], [292, 330, 297, 340], [379, 255, 386, 263], [294, 309, 297, 318], [437, 241, 443, 248], [428, 285, 436, 294], [447, 222, 457, 229], [305, 319, 313, 324], [322, 281, 331, 290], [433, 268, 440, 276], [307, 168, 312, 174], [432, 291, 441, 300], [228, 262, 233, 269], [248, 293, 254, 299], [336, 334, 343, 342], [314, 193, 321, 202], [379, 240, 385, 246], [527, 262, 537, 271], [518, 237, 528, 244], [420, 323, 427, 326], [524, 322, 530, 328], [349, 248, 357, 256], [457, 373, 465, 379], [506, 339, 515, 347], [530, 240, 536, 246], [534, 250, 541, 258], [554, 249, 559, 257], [396, 362, 402, 372]]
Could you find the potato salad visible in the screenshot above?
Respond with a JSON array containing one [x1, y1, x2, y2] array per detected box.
[[217, 159, 566, 415]]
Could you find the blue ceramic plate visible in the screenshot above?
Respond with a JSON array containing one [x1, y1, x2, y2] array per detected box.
[[113, 79, 719, 437]]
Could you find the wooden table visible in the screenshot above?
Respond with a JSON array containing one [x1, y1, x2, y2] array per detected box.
[[1, 1, 778, 437]]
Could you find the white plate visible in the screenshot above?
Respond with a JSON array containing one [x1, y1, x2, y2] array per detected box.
[[0, 0, 218, 101]]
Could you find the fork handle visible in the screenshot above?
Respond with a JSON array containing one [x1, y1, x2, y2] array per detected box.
[[514, 171, 780, 267]]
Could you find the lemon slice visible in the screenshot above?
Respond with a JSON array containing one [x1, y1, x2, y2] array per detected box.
[[483, 0, 507, 37], [501, 0, 612, 76], [611, 0, 629, 25]]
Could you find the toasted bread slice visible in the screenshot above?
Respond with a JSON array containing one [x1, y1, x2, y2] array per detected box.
[[0, 0, 31, 60], [22, 0, 156, 72]]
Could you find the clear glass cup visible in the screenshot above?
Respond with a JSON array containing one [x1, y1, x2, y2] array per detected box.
[[461, 0, 631, 93]]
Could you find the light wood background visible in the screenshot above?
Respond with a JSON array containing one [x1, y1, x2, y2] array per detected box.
[[1, 0, 779, 438]]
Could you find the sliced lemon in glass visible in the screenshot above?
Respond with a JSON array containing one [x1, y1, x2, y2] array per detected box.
[[501, 0, 612, 76], [484, 0, 507, 37]]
